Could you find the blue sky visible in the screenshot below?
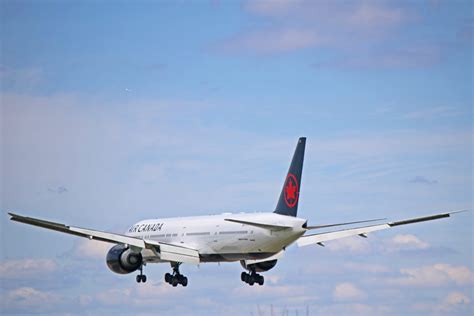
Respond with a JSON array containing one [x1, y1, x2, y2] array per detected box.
[[1, 0, 472, 315]]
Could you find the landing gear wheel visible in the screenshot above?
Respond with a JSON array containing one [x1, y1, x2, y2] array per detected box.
[[136, 265, 146, 283], [165, 273, 172, 283], [165, 263, 188, 287], [248, 276, 255, 286], [244, 273, 250, 283], [241, 271, 264, 286], [172, 277, 179, 287]]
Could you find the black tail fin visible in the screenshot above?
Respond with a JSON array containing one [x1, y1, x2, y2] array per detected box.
[[274, 137, 306, 217]]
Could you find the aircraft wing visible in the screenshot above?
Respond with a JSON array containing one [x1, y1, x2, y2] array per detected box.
[[9, 212, 147, 248], [8, 212, 200, 264], [297, 210, 466, 247]]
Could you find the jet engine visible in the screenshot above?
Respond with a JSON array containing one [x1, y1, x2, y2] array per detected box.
[[106, 244, 143, 274], [240, 259, 277, 272]]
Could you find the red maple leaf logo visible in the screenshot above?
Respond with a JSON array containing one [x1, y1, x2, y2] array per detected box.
[[285, 180, 296, 200], [284, 173, 298, 208]]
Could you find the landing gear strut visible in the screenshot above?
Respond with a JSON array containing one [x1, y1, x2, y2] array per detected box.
[[136, 265, 147, 283], [241, 270, 264, 286], [164, 263, 188, 287]]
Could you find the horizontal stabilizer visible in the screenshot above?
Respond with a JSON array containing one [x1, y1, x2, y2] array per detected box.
[[224, 218, 292, 230]]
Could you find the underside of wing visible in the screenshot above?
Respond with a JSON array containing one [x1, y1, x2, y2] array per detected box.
[[297, 210, 467, 247]]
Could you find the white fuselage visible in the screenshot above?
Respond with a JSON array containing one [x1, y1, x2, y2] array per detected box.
[[125, 213, 307, 263]]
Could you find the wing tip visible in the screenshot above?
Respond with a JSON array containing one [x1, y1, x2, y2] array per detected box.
[[448, 209, 470, 216], [8, 212, 18, 219]]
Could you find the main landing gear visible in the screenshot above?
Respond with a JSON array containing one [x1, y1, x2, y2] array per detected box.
[[136, 265, 147, 283], [241, 271, 264, 286], [164, 263, 188, 287]]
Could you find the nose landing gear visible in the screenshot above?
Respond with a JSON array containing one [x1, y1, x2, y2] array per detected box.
[[164, 263, 188, 287]]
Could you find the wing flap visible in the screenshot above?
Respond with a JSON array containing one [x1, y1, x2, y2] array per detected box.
[[145, 240, 200, 264], [297, 224, 389, 247]]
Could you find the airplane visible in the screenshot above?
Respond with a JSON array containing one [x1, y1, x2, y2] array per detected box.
[[8, 137, 466, 287]]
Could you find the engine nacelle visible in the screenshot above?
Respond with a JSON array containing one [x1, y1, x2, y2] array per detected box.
[[106, 244, 143, 274], [240, 259, 278, 272]]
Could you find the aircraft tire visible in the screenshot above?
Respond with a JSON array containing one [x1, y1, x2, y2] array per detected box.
[[248, 277, 255, 286], [172, 277, 179, 287], [165, 273, 172, 283]]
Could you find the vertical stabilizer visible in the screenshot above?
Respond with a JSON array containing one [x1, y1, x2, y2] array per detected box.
[[274, 137, 306, 217]]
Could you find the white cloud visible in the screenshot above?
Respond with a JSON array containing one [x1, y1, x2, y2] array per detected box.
[[443, 291, 471, 306], [220, 28, 324, 54], [436, 292, 472, 313], [1, 287, 62, 309], [0, 258, 57, 279], [96, 282, 187, 307], [333, 282, 367, 301], [342, 262, 390, 274], [223, 0, 421, 68], [232, 283, 318, 304], [226, 1, 451, 70], [326, 236, 371, 254], [244, 0, 408, 29], [413, 292, 472, 313], [244, 0, 301, 17], [263, 274, 281, 284], [388, 263, 474, 287], [318, 303, 392, 316], [388, 234, 430, 251], [74, 239, 113, 260], [348, 3, 404, 28], [96, 288, 133, 305]]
